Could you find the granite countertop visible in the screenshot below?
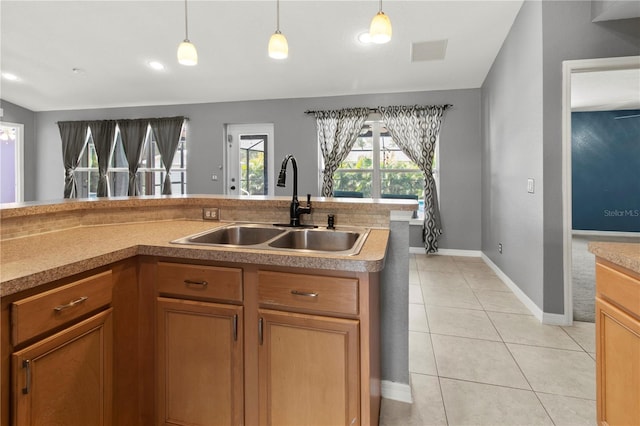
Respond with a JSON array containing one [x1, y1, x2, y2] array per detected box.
[[589, 242, 640, 275], [0, 220, 390, 297]]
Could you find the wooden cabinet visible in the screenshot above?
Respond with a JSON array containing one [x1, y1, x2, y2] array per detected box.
[[258, 309, 359, 426], [595, 260, 640, 426], [256, 269, 378, 426], [9, 270, 114, 426], [155, 262, 244, 426]]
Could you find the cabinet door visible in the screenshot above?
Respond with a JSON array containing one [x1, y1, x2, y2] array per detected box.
[[157, 297, 243, 426], [258, 309, 360, 426], [596, 298, 640, 425], [12, 308, 113, 426]]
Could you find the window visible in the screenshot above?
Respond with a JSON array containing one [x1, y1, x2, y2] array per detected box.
[[332, 120, 428, 199], [239, 135, 267, 195], [0, 122, 24, 203], [76, 123, 187, 198]]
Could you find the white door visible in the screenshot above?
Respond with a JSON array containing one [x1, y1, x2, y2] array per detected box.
[[225, 124, 275, 196], [0, 122, 24, 203]]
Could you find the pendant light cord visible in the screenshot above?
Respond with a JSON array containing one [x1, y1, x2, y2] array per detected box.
[[184, 0, 190, 40], [379, 0, 383, 13], [276, 0, 281, 32]]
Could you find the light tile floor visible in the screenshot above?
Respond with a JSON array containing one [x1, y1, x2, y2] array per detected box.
[[380, 254, 597, 426]]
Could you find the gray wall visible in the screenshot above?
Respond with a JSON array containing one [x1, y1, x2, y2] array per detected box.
[[541, 1, 639, 315], [481, 0, 545, 308], [0, 100, 37, 201], [481, 0, 640, 315], [34, 88, 483, 250]]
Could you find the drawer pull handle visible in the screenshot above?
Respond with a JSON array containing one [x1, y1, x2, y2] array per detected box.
[[22, 360, 31, 395], [53, 296, 88, 312], [184, 279, 208, 288], [291, 290, 318, 298]]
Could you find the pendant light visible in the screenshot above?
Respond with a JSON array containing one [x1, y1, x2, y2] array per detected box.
[[268, 0, 288, 59], [369, 0, 392, 44], [177, 0, 198, 66]]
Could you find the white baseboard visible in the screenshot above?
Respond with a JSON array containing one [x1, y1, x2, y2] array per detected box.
[[480, 254, 572, 326], [542, 312, 571, 326], [481, 253, 544, 322], [410, 247, 482, 257], [381, 380, 412, 403]]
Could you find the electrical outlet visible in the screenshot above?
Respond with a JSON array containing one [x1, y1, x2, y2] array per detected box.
[[498, 243, 503, 254], [211, 174, 218, 181], [527, 178, 535, 193], [202, 208, 219, 220]]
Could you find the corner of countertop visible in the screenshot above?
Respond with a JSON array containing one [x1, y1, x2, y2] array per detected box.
[[588, 241, 640, 275]]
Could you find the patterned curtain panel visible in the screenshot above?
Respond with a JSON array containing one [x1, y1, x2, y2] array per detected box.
[[117, 119, 149, 196], [379, 105, 448, 253], [314, 108, 370, 197], [58, 121, 89, 198], [150, 117, 185, 195], [88, 121, 117, 197]]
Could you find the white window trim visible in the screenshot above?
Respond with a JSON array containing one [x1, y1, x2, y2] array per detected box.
[[332, 118, 422, 199]]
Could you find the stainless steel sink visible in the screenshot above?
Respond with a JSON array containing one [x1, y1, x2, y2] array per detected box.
[[268, 229, 363, 252], [171, 223, 369, 255], [171, 223, 286, 246]]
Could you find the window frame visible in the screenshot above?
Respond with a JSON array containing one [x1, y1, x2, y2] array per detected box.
[[327, 118, 426, 199], [74, 121, 187, 198]]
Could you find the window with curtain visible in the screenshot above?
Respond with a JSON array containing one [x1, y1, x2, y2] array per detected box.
[[75, 122, 187, 197], [332, 120, 436, 200]]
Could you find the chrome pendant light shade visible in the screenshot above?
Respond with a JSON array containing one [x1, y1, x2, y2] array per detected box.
[[177, 0, 198, 65], [369, 0, 392, 44], [268, 0, 288, 59]]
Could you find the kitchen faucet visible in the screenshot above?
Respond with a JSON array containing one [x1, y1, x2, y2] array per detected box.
[[277, 154, 312, 227]]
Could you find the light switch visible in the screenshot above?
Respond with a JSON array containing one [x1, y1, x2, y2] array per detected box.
[[527, 178, 535, 194]]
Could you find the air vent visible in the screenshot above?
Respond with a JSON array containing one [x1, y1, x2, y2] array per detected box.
[[411, 39, 448, 62]]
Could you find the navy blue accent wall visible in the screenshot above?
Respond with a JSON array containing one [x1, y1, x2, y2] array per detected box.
[[572, 110, 640, 232]]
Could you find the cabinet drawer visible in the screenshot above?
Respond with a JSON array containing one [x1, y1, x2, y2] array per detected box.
[[596, 263, 640, 319], [258, 271, 358, 316], [157, 262, 242, 303], [11, 270, 113, 346]]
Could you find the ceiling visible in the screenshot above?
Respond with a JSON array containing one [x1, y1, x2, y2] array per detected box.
[[1, 0, 525, 112]]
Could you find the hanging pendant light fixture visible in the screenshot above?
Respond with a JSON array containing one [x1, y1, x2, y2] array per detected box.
[[177, 0, 198, 66], [268, 0, 288, 59], [369, 0, 392, 44]]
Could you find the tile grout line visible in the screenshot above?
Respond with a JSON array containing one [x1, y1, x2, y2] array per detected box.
[[417, 254, 449, 425]]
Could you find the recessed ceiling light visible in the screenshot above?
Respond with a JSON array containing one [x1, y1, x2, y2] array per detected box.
[[358, 32, 372, 44], [148, 61, 165, 71], [2, 72, 19, 81]]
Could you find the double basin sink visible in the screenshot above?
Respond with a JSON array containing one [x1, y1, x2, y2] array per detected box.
[[171, 223, 370, 256]]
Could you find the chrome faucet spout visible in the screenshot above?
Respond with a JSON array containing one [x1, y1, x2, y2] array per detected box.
[[277, 154, 311, 226]]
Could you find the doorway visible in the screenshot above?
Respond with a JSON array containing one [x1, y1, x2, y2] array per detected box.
[[225, 124, 275, 196], [0, 122, 24, 203], [561, 55, 640, 323]]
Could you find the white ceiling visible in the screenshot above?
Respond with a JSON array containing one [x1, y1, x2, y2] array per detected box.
[[1, 0, 525, 112]]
